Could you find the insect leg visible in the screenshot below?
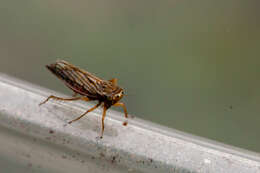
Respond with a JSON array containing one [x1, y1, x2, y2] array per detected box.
[[39, 95, 83, 106], [68, 102, 101, 124], [100, 106, 107, 138], [113, 102, 128, 126]]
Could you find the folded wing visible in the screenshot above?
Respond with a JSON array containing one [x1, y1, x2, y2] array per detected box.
[[46, 60, 117, 99]]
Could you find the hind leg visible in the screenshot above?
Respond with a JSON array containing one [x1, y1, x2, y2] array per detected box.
[[39, 95, 89, 106], [68, 102, 101, 124]]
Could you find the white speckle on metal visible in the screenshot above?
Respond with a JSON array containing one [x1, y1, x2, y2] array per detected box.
[[204, 158, 211, 164]]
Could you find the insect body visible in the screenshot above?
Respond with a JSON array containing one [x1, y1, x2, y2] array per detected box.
[[39, 60, 128, 138]]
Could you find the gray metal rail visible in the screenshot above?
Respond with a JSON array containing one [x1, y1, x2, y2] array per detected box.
[[0, 73, 260, 173]]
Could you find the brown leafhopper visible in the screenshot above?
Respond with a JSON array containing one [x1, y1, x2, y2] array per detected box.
[[39, 60, 128, 138]]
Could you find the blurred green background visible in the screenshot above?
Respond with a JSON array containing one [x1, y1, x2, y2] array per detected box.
[[1, 0, 260, 152]]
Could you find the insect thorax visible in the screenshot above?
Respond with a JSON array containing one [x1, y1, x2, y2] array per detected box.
[[104, 88, 124, 106]]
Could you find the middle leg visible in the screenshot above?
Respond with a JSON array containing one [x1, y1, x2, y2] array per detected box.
[[100, 106, 108, 138]]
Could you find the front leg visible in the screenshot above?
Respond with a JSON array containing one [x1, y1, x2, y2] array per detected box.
[[113, 102, 128, 126]]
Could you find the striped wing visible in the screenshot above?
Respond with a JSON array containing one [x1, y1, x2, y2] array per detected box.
[[46, 60, 117, 99]]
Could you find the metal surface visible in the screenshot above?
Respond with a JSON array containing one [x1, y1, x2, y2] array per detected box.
[[0, 73, 260, 173]]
